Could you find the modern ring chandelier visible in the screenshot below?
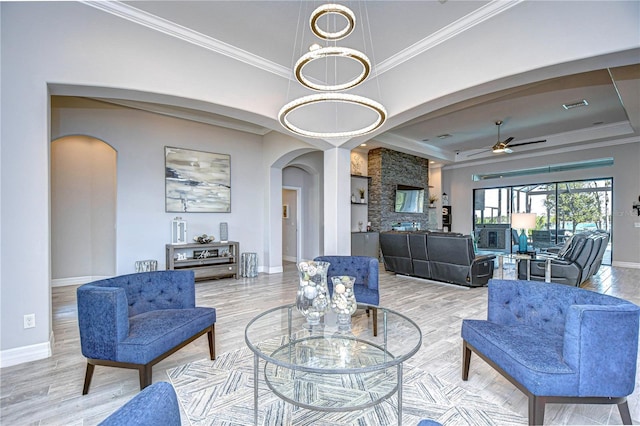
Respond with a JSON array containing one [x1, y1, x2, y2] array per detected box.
[[278, 3, 387, 139]]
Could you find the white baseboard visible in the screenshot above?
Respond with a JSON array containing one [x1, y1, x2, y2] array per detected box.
[[612, 261, 640, 269], [0, 332, 53, 368], [51, 275, 112, 287], [267, 266, 284, 274]]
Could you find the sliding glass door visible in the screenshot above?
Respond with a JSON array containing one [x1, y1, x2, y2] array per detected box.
[[473, 178, 612, 265]]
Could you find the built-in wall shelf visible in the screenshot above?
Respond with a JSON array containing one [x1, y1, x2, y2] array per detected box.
[[351, 175, 370, 233]]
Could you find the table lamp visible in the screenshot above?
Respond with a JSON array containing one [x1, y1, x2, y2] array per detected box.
[[511, 213, 536, 253]]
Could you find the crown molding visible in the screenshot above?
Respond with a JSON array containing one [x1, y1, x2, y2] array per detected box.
[[376, 0, 524, 75], [81, 1, 521, 82], [80, 1, 291, 79]]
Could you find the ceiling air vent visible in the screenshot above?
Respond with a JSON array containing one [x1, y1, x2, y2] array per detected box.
[[562, 99, 589, 110]]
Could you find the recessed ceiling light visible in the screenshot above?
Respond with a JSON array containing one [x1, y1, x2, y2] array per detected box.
[[562, 99, 589, 110], [360, 143, 367, 146], [437, 133, 452, 139]]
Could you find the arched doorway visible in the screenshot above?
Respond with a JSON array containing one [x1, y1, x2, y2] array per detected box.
[[277, 151, 324, 266], [51, 136, 117, 285]]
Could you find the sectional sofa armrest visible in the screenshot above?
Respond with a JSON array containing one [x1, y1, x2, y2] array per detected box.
[[77, 285, 130, 360], [472, 254, 496, 264], [547, 257, 573, 266]]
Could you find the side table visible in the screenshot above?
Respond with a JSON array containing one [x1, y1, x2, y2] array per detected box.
[[240, 252, 258, 277], [498, 253, 552, 282]]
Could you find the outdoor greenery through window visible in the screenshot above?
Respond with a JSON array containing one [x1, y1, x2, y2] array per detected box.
[[473, 178, 612, 265]]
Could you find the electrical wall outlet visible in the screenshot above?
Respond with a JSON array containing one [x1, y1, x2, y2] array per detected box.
[[23, 314, 36, 329]]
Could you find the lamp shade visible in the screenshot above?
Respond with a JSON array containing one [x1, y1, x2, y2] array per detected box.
[[511, 213, 536, 230]]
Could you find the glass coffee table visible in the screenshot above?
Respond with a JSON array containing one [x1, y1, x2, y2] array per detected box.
[[245, 304, 422, 425]]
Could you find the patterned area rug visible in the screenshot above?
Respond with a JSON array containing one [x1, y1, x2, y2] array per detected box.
[[167, 347, 527, 426]]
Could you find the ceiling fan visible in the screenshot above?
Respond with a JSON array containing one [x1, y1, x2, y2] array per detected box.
[[491, 120, 546, 154]]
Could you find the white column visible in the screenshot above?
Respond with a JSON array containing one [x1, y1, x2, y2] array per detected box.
[[323, 147, 351, 255]]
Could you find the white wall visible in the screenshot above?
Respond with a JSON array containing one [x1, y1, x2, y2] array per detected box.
[[51, 97, 266, 274], [442, 141, 640, 267], [1, 0, 638, 365], [51, 136, 116, 281]]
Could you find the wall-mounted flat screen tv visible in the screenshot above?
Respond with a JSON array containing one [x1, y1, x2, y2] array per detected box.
[[395, 185, 425, 213]]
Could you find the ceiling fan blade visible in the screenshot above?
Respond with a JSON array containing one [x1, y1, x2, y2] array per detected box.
[[503, 136, 515, 145], [508, 139, 547, 148], [465, 148, 492, 157], [504, 147, 513, 154]]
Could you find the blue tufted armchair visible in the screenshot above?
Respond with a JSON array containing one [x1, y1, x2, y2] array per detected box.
[[314, 256, 380, 336], [99, 382, 180, 426], [77, 270, 216, 394], [462, 279, 639, 425]]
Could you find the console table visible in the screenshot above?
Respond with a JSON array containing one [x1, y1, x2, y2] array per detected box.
[[166, 241, 239, 280]]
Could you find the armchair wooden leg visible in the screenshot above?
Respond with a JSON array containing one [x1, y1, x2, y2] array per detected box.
[[618, 400, 632, 425], [82, 362, 95, 395], [462, 341, 471, 381], [372, 307, 378, 337], [529, 395, 546, 426], [139, 364, 153, 390], [208, 324, 216, 360]]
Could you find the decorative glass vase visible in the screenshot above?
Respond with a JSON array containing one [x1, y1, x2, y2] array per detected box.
[[296, 261, 330, 326], [330, 276, 357, 331]]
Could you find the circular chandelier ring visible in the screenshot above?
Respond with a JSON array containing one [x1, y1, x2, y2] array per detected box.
[[295, 47, 371, 92], [278, 93, 387, 139], [310, 4, 356, 40]]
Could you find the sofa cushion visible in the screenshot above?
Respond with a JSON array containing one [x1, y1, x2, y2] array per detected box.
[[118, 307, 216, 364], [462, 319, 577, 396]]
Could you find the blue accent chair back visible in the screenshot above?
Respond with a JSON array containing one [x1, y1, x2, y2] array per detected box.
[[462, 279, 639, 425], [98, 382, 180, 426], [77, 270, 216, 394], [314, 255, 379, 335]]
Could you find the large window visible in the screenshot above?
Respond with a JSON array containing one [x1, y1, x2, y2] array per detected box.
[[473, 178, 612, 265]]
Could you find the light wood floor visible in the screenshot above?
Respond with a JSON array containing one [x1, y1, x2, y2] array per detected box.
[[1, 263, 638, 425]]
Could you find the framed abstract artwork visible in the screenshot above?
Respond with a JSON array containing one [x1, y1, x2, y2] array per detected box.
[[165, 146, 231, 213]]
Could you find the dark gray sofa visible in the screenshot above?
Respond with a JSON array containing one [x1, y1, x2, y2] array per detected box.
[[517, 231, 609, 286], [380, 231, 495, 287]]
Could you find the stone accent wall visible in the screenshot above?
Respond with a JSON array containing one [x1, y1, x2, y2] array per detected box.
[[367, 148, 430, 231]]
